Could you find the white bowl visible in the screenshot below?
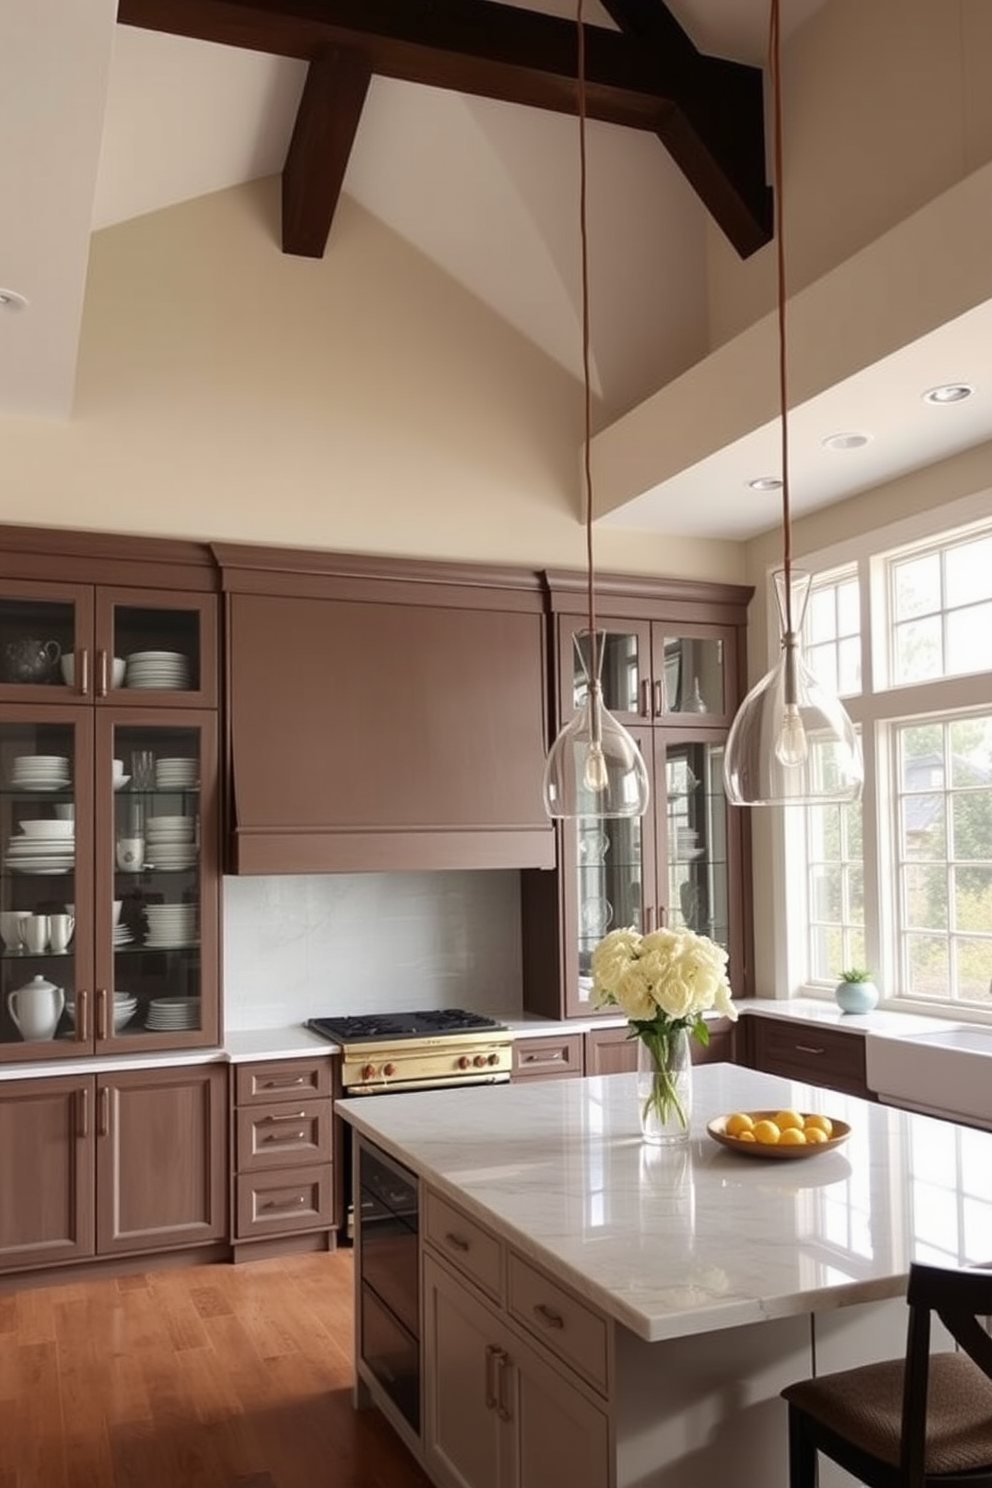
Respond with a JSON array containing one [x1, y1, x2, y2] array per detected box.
[[18, 819, 74, 839], [112, 775, 131, 791]]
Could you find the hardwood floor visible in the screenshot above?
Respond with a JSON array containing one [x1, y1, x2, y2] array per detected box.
[[0, 1252, 433, 1488]]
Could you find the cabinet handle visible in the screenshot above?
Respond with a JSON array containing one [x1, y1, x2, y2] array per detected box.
[[654, 679, 663, 716], [261, 1075, 309, 1091], [79, 648, 90, 697], [658, 904, 668, 927], [262, 1130, 308, 1145], [96, 988, 109, 1042], [533, 1303, 565, 1330], [644, 905, 654, 932], [260, 1195, 309, 1213], [98, 1086, 110, 1138], [76, 988, 90, 1043], [97, 649, 109, 698], [77, 1086, 89, 1139], [485, 1343, 499, 1409], [494, 1348, 511, 1422], [639, 678, 650, 718], [794, 1043, 825, 1056], [263, 1111, 309, 1122], [524, 1050, 563, 1065], [444, 1231, 470, 1253]]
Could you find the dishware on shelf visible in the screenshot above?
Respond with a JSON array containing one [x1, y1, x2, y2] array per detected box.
[[3, 637, 61, 684], [0, 910, 24, 949], [130, 750, 156, 790], [145, 997, 200, 1031], [65, 992, 137, 1033], [17, 818, 74, 839], [125, 651, 191, 690], [155, 758, 199, 789], [18, 914, 50, 953], [48, 913, 75, 953], [7, 973, 65, 1040], [9, 755, 71, 791], [578, 830, 609, 865]]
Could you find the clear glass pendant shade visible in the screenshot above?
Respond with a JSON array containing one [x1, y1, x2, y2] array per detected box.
[[543, 632, 650, 819], [723, 570, 863, 807]]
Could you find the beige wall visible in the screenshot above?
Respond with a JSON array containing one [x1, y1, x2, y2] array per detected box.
[[0, 178, 743, 586], [707, 0, 992, 346]]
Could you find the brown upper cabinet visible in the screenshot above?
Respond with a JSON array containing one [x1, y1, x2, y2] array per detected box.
[[215, 545, 555, 875], [522, 571, 754, 1021]]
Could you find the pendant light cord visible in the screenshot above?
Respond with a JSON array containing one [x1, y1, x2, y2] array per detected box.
[[576, 0, 596, 644], [770, 0, 793, 640]]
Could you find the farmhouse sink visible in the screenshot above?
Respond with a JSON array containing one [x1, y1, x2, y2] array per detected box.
[[865, 1024, 992, 1131]]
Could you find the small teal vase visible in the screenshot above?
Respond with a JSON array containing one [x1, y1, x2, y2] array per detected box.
[[834, 979, 878, 1014]]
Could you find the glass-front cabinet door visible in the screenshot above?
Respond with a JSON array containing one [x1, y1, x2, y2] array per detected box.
[[655, 627, 732, 723], [663, 740, 730, 948], [96, 713, 218, 1050], [0, 707, 217, 1060], [562, 623, 651, 726], [0, 708, 95, 1058]]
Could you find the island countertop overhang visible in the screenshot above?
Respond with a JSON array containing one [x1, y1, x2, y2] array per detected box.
[[337, 1062, 992, 1344]]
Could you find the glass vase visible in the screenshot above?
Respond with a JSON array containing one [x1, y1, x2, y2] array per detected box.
[[636, 1025, 692, 1144]]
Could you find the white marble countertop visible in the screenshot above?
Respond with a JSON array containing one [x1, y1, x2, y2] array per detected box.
[[337, 1061, 992, 1345]]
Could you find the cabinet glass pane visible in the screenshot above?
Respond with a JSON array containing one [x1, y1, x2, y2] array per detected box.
[[112, 724, 202, 1037], [576, 816, 643, 1007], [666, 743, 729, 950], [0, 600, 74, 689], [113, 606, 200, 693], [661, 637, 725, 715], [0, 722, 78, 1048], [571, 630, 641, 716]]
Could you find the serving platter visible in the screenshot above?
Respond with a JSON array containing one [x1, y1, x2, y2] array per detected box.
[[706, 1110, 851, 1159]]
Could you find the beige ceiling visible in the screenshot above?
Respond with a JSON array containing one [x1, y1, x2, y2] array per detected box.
[[3, 0, 990, 542]]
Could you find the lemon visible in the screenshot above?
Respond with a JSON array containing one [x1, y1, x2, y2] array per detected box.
[[737, 1131, 756, 1143], [803, 1114, 834, 1138], [778, 1127, 807, 1145], [725, 1112, 755, 1137], [774, 1109, 805, 1132], [752, 1119, 781, 1145], [804, 1126, 829, 1144]]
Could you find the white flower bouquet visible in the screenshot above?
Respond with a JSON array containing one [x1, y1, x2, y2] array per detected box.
[[590, 925, 737, 1135]]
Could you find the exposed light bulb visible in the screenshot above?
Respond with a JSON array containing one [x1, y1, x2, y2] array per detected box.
[[774, 703, 808, 767], [583, 742, 609, 793]]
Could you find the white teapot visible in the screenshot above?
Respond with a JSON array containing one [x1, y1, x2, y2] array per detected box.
[[7, 973, 65, 1041]]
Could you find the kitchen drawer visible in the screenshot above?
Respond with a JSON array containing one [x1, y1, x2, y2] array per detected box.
[[235, 1058, 332, 1105], [507, 1250, 610, 1395], [424, 1189, 503, 1303], [235, 1164, 334, 1238], [512, 1033, 584, 1081], [750, 1018, 870, 1099], [236, 1098, 332, 1171]]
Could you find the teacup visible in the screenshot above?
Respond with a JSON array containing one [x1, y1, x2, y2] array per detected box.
[[49, 913, 75, 954], [0, 910, 24, 950], [19, 914, 50, 953]]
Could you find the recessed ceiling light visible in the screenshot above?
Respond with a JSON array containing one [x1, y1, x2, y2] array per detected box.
[[0, 288, 28, 313], [923, 383, 975, 405], [822, 431, 872, 451], [747, 476, 783, 491]]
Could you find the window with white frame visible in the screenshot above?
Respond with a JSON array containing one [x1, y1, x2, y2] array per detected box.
[[796, 521, 992, 1011]]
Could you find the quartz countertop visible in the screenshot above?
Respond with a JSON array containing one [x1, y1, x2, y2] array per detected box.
[[337, 1062, 992, 1344]]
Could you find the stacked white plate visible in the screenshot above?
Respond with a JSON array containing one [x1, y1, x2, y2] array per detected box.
[[143, 903, 198, 948], [146, 997, 200, 1031], [125, 651, 191, 690], [114, 922, 134, 947], [9, 755, 71, 791], [4, 818, 75, 873], [146, 814, 197, 870], [155, 757, 199, 789]]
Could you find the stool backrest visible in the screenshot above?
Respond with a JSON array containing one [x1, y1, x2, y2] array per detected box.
[[902, 1261, 992, 1483]]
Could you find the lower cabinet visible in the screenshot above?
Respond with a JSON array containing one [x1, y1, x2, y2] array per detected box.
[[746, 1016, 872, 1099], [0, 1064, 227, 1274], [511, 1033, 584, 1082], [585, 1018, 739, 1077], [232, 1056, 336, 1254], [423, 1252, 611, 1488]]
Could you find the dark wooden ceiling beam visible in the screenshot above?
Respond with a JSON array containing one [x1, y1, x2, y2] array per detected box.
[[282, 45, 371, 256], [117, 0, 771, 258]]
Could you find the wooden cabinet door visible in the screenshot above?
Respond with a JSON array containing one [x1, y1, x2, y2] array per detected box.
[[423, 1255, 505, 1488], [227, 592, 553, 873], [96, 1064, 227, 1254], [0, 1076, 95, 1271], [584, 1026, 638, 1076]]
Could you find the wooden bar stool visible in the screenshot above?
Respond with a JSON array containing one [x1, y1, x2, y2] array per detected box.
[[781, 1261, 992, 1488]]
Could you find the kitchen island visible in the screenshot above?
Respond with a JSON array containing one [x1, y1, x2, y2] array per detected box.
[[337, 1062, 992, 1488]]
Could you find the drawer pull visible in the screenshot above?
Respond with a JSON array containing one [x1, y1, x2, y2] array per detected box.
[[96, 988, 109, 1042], [79, 648, 90, 697], [262, 1130, 307, 1145], [794, 1043, 825, 1056], [653, 678, 663, 716], [525, 1050, 563, 1064], [261, 1195, 309, 1212], [263, 1111, 309, 1122], [444, 1231, 470, 1253], [486, 1346, 511, 1421], [533, 1303, 565, 1330], [98, 649, 109, 697], [262, 1075, 308, 1089]]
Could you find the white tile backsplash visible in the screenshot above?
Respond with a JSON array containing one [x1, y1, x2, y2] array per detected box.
[[222, 870, 525, 1030]]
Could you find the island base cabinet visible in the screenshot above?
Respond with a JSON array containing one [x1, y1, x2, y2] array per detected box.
[[423, 1254, 612, 1488]]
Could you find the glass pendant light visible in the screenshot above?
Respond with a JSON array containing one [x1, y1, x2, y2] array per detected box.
[[723, 0, 862, 809], [542, 0, 649, 821]]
